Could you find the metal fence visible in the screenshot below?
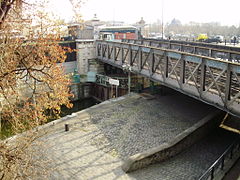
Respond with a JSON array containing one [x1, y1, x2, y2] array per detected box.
[[198, 137, 240, 180]]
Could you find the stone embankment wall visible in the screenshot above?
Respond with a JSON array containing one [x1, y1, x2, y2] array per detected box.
[[68, 39, 105, 101], [69, 83, 92, 101]]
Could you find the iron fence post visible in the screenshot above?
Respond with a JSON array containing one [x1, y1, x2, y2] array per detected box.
[[230, 146, 233, 159], [221, 155, 225, 170], [211, 167, 214, 180]]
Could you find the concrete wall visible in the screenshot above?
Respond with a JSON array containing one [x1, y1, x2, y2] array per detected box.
[[76, 39, 95, 75], [122, 110, 225, 172], [76, 39, 104, 75]]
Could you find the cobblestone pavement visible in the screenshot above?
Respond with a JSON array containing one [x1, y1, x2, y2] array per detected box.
[[39, 92, 238, 180], [86, 92, 216, 159]]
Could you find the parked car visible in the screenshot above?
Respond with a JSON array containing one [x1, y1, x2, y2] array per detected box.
[[196, 34, 208, 42], [204, 35, 223, 43], [215, 35, 224, 43]]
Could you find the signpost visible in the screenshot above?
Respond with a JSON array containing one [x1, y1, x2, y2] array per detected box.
[[109, 78, 119, 86], [109, 78, 119, 98]]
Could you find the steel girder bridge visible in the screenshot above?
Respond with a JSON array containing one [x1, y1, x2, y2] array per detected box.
[[96, 40, 240, 118]]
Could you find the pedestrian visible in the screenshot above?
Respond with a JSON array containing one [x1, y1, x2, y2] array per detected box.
[[233, 36, 237, 46]]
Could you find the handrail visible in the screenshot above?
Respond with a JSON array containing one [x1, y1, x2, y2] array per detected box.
[[198, 136, 240, 180]]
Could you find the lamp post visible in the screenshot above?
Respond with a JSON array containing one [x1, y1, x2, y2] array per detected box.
[[128, 70, 131, 94], [122, 64, 132, 94], [161, 0, 164, 39]]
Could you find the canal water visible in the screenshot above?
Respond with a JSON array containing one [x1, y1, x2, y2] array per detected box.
[[60, 97, 99, 117], [0, 97, 100, 139]]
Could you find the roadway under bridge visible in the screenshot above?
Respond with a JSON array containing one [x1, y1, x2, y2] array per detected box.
[[96, 40, 240, 119]]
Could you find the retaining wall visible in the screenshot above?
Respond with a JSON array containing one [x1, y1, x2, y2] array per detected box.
[[122, 110, 225, 172]]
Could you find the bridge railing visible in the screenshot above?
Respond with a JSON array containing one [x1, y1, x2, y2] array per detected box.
[[198, 136, 240, 180], [139, 38, 240, 52], [96, 40, 240, 117], [122, 39, 240, 63]]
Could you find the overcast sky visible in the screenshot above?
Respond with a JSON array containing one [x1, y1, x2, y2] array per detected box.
[[51, 0, 240, 26]]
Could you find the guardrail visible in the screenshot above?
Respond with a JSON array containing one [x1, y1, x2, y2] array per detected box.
[[198, 136, 240, 180]]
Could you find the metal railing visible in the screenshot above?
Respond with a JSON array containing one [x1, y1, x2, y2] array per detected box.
[[198, 136, 240, 180], [122, 39, 240, 62]]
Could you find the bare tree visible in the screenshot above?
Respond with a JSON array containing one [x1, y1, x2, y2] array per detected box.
[[0, 0, 84, 179]]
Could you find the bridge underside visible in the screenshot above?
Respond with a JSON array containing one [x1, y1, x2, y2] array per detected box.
[[96, 40, 240, 118]]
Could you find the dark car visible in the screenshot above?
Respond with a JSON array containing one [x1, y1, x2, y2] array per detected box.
[[205, 35, 223, 43], [205, 38, 221, 43]]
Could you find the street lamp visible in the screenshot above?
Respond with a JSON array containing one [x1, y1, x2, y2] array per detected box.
[[122, 64, 132, 94], [161, 0, 164, 39]]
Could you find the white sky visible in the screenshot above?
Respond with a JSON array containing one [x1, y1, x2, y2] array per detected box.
[[51, 0, 240, 26]]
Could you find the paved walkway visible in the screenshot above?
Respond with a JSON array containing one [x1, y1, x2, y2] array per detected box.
[[37, 92, 238, 180]]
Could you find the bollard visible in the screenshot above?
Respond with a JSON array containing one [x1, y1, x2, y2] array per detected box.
[[65, 124, 69, 132]]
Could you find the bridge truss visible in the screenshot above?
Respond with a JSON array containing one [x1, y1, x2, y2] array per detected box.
[[96, 40, 240, 118]]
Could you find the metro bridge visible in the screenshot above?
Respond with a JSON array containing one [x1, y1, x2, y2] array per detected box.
[[96, 40, 240, 119]]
